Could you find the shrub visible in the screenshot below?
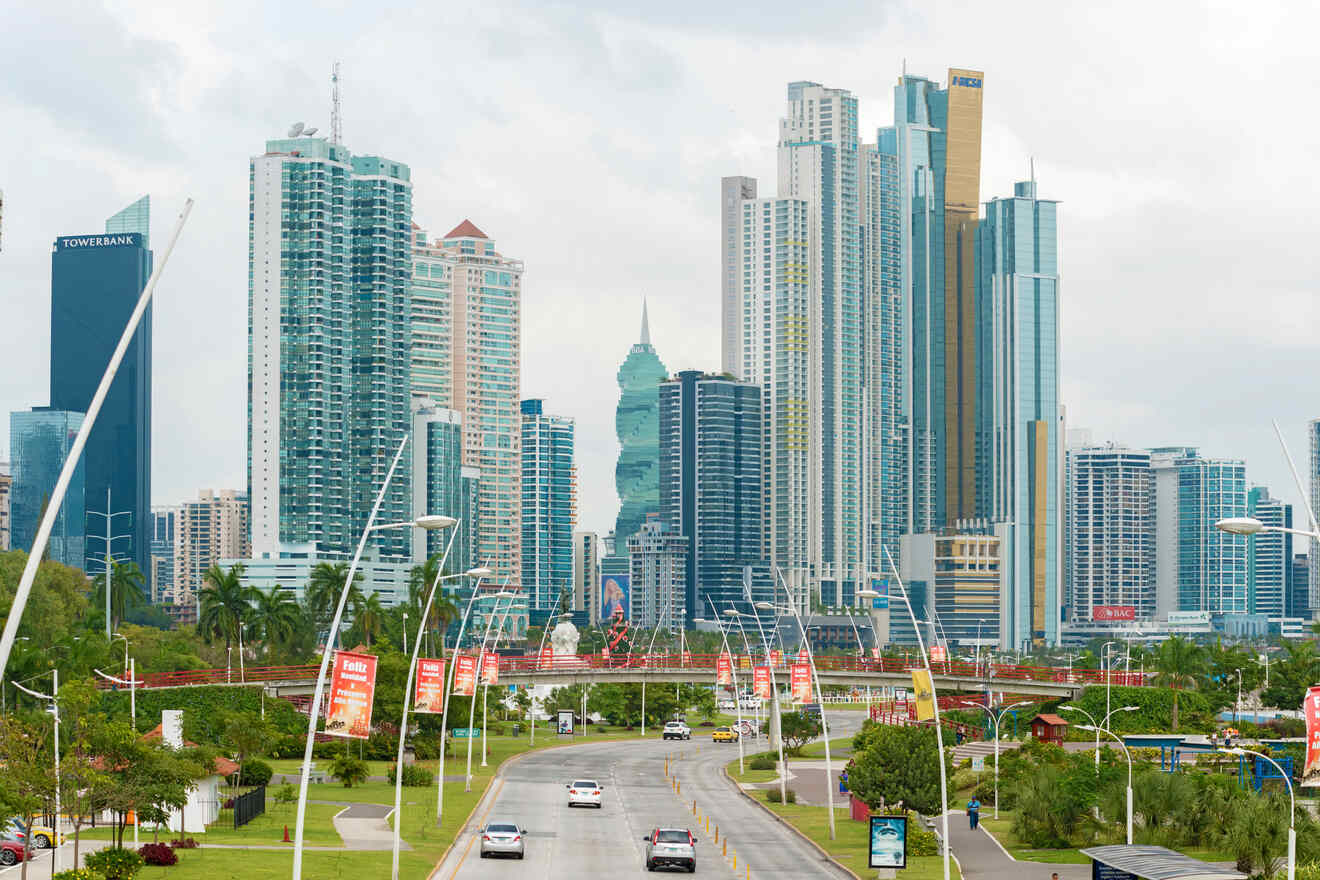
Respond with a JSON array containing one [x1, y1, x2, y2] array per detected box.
[[387, 763, 435, 786], [748, 755, 775, 771], [240, 757, 274, 786], [85, 847, 145, 879], [328, 753, 370, 787], [950, 768, 982, 791], [138, 843, 178, 866], [53, 870, 100, 880], [170, 837, 199, 849], [766, 788, 797, 804], [906, 816, 940, 856]]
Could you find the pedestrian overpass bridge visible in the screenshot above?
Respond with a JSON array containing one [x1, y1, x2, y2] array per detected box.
[[107, 654, 1142, 701]]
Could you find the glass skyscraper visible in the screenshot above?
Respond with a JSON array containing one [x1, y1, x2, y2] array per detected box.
[[975, 179, 1062, 647], [520, 399, 575, 612], [1176, 453, 1247, 615], [49, 204, 152, 575], [411, 402, 473, 575], [658, 371, 764, 625], [1246, 486, 1289, 617], [9, 408, 85, 569], [248, 136, 413, 564], [610, 303, 669, 564], [1065, 445, 1154, 622]]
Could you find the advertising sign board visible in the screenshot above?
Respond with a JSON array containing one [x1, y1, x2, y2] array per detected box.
[[326, 650, 378, 740], [717, 652, 733, 686], [753, 665, 771, 699], [558, 709, 576, 736], [791, 663, 812, 703], [1092, 605, 1137, 622], [868, 815, 907, 869], [481, 652, 500, 686], [1303, 686, 1320, 787], [413, 658, 445, 714], [453, 654, 477, 697]]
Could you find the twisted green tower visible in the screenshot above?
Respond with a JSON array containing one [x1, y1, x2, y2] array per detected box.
[[612, 301, 668, 552]]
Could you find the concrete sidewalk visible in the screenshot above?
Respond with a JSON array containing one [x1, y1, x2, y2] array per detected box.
[[942, 810, 1088, 880]]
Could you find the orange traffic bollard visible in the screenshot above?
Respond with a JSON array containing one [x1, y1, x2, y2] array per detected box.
[[722, 839, 727, 857], [715, 824, 719, 843]]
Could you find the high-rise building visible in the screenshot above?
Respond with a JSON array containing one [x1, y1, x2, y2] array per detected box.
[[887, 69, 985, 534], [628, 513, 687, 630], [520, 399, 575, 612], [610, 304, 669, 569], [975, 179, 1062, 646], [658, 371, 764, 624], [149, 505, 177, 603], [1174, 452, 1247, 615], [410, 220, 523, 587], [0, 464, 11, 551], [1290, 553, 1311, 620], [721, 176, 757, 377], [572, 531, 601, 617], [411, 401, 474, 574], [1150, 447, 1199, 618], [737, 196, 811, 599], [9, 408, 86, 569], [1065, 445, 1154, 622], [1310, 419, 1320, 609], [174, 490, 250, 608], [50, 201, 152, 575], [248, 136, 413, 564], [1247, 486, 1290, 618], [777, 80, 866, 608]]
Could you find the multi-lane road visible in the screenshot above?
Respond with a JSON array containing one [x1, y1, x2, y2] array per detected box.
[[432, 711, 867, 878]]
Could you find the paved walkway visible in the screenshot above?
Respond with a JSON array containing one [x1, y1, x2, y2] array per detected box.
[[332, 802, 410, 851], [942, 810, 1088, 880]]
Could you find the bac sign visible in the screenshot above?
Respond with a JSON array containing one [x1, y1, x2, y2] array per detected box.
[[951, 75, 983, 89], [1092, 605, 1136, 622]]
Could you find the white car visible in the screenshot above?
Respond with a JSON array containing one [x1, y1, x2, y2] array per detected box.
[[479, 821, 526, 859], [663, 721, 691, 741], [567, 778, 603, 808]]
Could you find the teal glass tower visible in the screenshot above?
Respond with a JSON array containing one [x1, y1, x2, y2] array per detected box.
[[9, 408, 86, 569], [974, 179, 1061, 648], [1175, 453, 1247, 615], [521, 399, 575, 611], [610, 303, 668, 563], [248, 136, 413, 561], [1246, 486, 1289, 617]]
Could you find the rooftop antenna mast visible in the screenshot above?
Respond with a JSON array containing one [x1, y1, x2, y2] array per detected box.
[[331, 61, 342, 144]]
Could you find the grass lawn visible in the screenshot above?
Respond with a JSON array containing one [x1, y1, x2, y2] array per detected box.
[[746, 788, 958, 880], [727, 765, 778, 784], [799, 736, 855, 758]]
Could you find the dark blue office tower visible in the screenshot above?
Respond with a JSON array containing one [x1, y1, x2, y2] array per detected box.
[[49, 197, 152, 577]]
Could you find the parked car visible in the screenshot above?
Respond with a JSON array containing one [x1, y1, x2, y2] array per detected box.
[[0, 840, 25, 866], [663, 721, 691, 741], [7, 818, 60, 849], [479, 821, 526, 859], [711, 726, 739, 743], [566, 779, 604, 808], [643, 827, 697, 873]]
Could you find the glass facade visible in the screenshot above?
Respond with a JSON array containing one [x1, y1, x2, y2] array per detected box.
[[520, 399, 575, 612], [611, 304, 669, 562], [1176, 453, 1247, 615], [1065, 446, 1155, 621], [1246, 486, 1289, 617], [9, 408, 85, 569], [49, 219, 152, 575], [411, 403, 472, 574], [149, 505, 176, 603], [659, 372, 765, 625]]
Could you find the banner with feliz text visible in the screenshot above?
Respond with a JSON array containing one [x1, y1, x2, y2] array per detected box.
[[326, 651, 378, 740]]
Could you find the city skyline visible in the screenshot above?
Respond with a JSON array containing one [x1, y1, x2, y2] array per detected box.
[[2, 3, 1318, 550]]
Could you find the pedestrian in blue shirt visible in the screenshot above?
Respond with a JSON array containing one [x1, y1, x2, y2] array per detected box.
[[967, 797, 981, 829]]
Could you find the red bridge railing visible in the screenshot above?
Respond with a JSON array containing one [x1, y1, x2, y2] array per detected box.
[[106, 654, 1143, 691]]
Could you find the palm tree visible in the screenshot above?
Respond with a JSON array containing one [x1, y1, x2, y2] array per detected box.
[[407, 554, 461, 656], [91, 561, 147, 632], [304, 562, 363, 629], [351, 592, 386, 649], [1151, 635, 1206, 731], [197, 564, 257, 653], [248, 587, 301, 658]]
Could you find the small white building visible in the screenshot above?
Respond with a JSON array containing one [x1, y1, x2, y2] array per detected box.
[[143, 710, 239, 833]]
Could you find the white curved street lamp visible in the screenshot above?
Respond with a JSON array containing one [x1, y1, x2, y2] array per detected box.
[[731, 605, 788, 805], [958, 699, 1031, 819], [1221, 746, 1295, 880], [1215, 517, 1320, 540], [1077, 723, 1134, 844], [1060, 704, 1137, 777], [433, 567, 495, 825], [12, 671, 59, 869]]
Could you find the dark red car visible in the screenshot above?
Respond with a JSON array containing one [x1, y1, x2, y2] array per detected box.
[[0, 840, 25, 866]]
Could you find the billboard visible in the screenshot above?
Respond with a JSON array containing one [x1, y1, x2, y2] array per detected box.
[[481, 652, 500, 686], [558, 709, 576, 736], [600, 574, 630, 621], [868, 815, 907, 869], [413, 658, 446, 714], [1167, 610, 1211, 626], [869, 578, 889, 610], [326, 650, 378, 740], [791, 663, 812, 703], [453, 654, 477, 696], [1092, 605, 1136, 622], [717, 652, 733, 686], [753, 665, 771, 699], [1304, 686, 1320, 787], [911, 669, 935, 721], [929, 644, 947, 662]]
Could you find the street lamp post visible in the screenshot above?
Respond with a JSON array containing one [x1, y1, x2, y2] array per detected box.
[[292, 433, 454, 880], [697, 601, 745, 776], [641, 584, 678, 738], [737, 602, 788, 806], [531, 610, 570, 745], [959, 700, 1031, 820], [1079, 723, 1134, 844], [1060, 704, 1138, 778], [1235, 668, 1243, 725], [402, 613, 408, 655], [466, 586, 518, 790], [1222, 746, 1295, 880], [1101, 641, 1118, 723], [482, 595, 521, 767], [724, 609, 761, 744], [12, 670, 60, 869]]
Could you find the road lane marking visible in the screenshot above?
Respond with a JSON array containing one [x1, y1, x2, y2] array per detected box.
[[443, 777, 506, 878]]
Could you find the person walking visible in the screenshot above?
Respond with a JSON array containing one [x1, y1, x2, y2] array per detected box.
[[967, 796, 981, 830]]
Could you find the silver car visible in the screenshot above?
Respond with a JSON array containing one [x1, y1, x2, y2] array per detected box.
[[479, 821, 526, 859], [643, 827, 697, 873]]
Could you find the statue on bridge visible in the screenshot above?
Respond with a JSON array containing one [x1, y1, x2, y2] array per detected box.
[[550, 620, 580, 656]]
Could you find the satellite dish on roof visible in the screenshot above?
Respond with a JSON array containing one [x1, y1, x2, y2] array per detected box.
[[303, 127, 318, 136], [288, 122, 305, 137]]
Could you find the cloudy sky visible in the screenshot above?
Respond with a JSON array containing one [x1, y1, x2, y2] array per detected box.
[[2, 0, 1318, 538]]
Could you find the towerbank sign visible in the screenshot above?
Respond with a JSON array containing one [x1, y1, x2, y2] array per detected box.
[[56, 233, 142, 249]]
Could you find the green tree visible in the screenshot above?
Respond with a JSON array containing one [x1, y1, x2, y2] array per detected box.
[[328, 753, 369, 787], [847, 721, 952, 815], [1151, 636, 1206, 731], [197, 564, 256, 653], [91, 561, 148, 634], [57, 678, 112, 869], [0, 715, 55, 878], [350, 592, 386, 649], [222, 711, 273, 792], [775, 711, 822, 755], [305, 562, 363, 632], [1261, 641, 1320, 710], [248, 587, 301, 658]]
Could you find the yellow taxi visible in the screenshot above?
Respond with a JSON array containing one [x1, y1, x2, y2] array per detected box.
[[711, 726, 739, 743], [7, 818, 61, 849]]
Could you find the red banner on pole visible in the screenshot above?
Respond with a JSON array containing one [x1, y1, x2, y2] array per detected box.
[[1304, 686, 1320, 787], [413, 658, 445, 714], [326, 650, 377, 740], [796, 650, 810, 666], [791, 663, 812, 704], [682, 650, 692, 667], [453, 654, 477, 697], [481, 652, 500, 686], [717, 651, 733, 686], [770, 649, 783, 667], [929, 644, 947, 662], [539, 646, 554, 670], [753, 665, 771, 699]]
